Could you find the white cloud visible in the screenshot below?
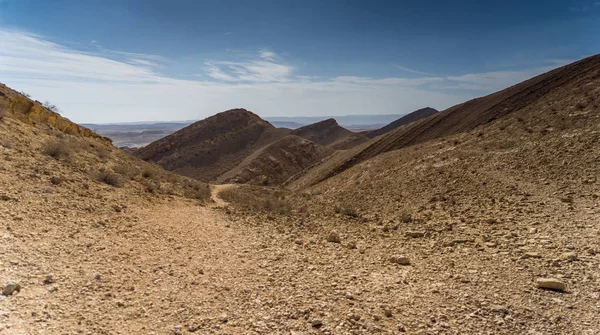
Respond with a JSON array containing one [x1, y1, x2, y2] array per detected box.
[[0, 29, 566, 124], [393, 64, 435, 76], [204, 59, 293, 82]]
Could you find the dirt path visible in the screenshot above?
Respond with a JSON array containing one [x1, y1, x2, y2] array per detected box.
[[209, 183, 236, 207]]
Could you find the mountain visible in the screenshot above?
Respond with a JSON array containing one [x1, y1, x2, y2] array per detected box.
[[216, 135, 334, 186], [291, 118, 369, 150], [134, 108, 288, 182], [363, 107, 438, 138], [290, 54, 600, 189], [265, 114, 405, 128]]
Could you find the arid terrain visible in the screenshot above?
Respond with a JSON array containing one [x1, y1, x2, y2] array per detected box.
[[1, 54, 600, 335]]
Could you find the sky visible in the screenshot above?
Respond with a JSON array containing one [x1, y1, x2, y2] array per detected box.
[[0, 0, 599, 123]]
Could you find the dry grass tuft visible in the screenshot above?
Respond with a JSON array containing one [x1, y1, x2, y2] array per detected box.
[[96, 170, 124, 188], [42, 139, 73, 160], [219, 186, 292, 215]]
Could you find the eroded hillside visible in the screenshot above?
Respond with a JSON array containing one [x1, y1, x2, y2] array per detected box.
[[134, 108, 288, 182], [291, 54, 600, 189]]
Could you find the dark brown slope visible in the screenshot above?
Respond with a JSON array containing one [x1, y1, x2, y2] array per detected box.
[[217, 135, 334, 186], [291, 118, 369, 150], [134, 108, 287, 182], [363, 107, 439, 138], [290, 54, 600, 189]]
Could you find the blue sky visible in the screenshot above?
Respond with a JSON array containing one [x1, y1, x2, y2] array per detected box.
[[0, 0, 599, 123]]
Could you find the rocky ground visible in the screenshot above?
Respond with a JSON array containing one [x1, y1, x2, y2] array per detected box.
[[2, 118, 599, 335]]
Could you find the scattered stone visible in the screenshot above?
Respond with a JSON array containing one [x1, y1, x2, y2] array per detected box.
[[43, 274, 55, 285], [561, 252, 577, 261], [536, 278, 566, 291], [397, 324, 407, 332], [326, 232, 341, 243], [390, 255, 411, 265], [523, 252, 541, 259], [219, 314, 228, 323], [405, 231, 425, 238], [2, 280, 21, 296], [112, 205, 122, 213], [346, 241, 357, 249], [311, 319, 323, 328], [347, 313, 360, 321], [294, 238, 304, 245], [491, 305, 508, 314]]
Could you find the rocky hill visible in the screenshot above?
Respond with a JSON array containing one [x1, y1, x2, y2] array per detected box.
[[291, 118, 369, 150], [217, 135, 334, 186], [290, 54, 600, 189], [363, 107, 439, 138], [0, 84, 110, 143], [134, 108, 288, 182]]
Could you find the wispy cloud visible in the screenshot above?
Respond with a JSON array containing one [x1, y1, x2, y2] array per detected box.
[[0, 29, 566, 123], [393, 64, 435, 76]]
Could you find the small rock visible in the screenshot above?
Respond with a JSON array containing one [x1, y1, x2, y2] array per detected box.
[[294, 239, 304, 245], [390, 255, 411, 265], [43, 274, 55, 285], [397, 324, 406, 332], [536, 278, 566, 291], [383, 309, 393, 318], [219, 314, 228, 323], [491, 305, 508, 314], [326, 232, 341, 243], [405, 231, 425, 238], [523, 252, 541, 259], [561, 252, 577, 261], [2, 280, 21, 296], [112, 205, 122, 212], [347, 313, 360, 321], [346, 241, 357, 249], [311, 319, 323, 328]]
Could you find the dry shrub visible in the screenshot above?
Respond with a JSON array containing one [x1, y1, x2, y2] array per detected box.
[[113, 163, 140, 180], [334, 204, 359, 218], [42, 139, 73, 160], [142, 166, 160, 180], [96, 170, 124, 187], [95, 146, 111, 160], [142, 180, 159, 193], [219, 186, 292, 215], [183, 180, 211, 201]]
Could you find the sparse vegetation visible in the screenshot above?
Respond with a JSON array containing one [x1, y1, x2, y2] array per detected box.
[[113, 163, 140, 180], [142, 180, 159, 193], [334, 204, 359, 218], [43, 100, 61, 113], [219, 186, 292, 215], [42, 139, 73, 160], [142, 166, 160, 180], [183, 180, 211, 201], [96, 170, 124, 187]]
